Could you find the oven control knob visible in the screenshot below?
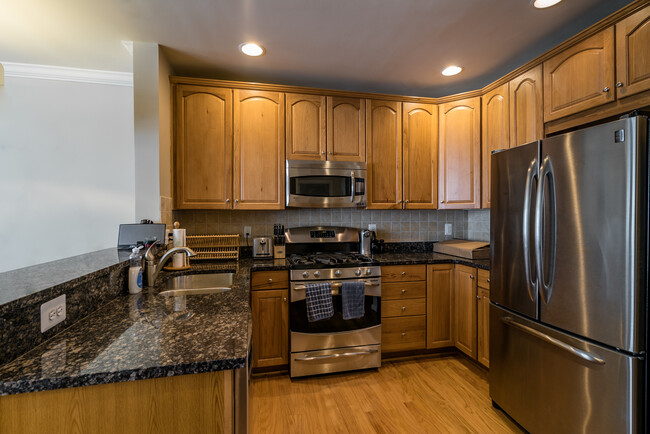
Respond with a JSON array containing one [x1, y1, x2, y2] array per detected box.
[[302, 271, 309, 278], [334, 270, 342, 277], [355, 269, 362, 276], [365, 269, 372, 276], [314, 271, 320, 278]]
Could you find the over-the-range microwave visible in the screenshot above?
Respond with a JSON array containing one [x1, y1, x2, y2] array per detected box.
[[286, 160, 367, 208]]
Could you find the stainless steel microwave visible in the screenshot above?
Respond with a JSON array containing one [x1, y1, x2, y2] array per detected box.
[[286, 160, 367, 208]]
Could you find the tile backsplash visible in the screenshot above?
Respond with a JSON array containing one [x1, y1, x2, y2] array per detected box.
[[468, 209, 490, 242], [173, 209, 477, 244]]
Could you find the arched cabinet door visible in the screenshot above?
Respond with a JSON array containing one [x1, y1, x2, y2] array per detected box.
[[403, 103, 438, 210], [326, 96, 366, 162], [233, 90, 285, 210], [438, 97, 481, 210], [482, 84, 509, 209], [616, 5, 650, 99], [509, 65, 543, 148], [286, 93, 326, 160], [174, 85, 232, 209]]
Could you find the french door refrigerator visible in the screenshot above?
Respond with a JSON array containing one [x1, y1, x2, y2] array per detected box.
[[490, 115, 648, 433]]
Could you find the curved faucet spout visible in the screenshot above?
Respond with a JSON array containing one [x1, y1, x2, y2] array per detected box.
[[149, 246, 197, 286]]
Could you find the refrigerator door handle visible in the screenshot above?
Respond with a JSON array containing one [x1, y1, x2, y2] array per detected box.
[[534, 154, 557, 304], [501, 316, 606, 366], [522, 158, 538, 302]]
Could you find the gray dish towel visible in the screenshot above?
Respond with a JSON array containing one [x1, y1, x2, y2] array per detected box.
[[305, 282, 334, 322], [342, 281, 365, 320]]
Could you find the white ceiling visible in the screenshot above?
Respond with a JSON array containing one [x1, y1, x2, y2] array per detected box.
[[0, 0, 633, 97]]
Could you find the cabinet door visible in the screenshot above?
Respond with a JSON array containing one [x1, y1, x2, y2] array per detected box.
[[543, 28, 615, 122], [427, 264, 454, 349], [509, 65, 543, 148], [438, 98, 481, 209], [233, 90, 285, 210], [251, 289, 289, 368], [286, 93, 326, 160], [403, 103, 438, 210], [477, 287, 490, 368], [326, 96, 366, 162], [366, 99, 402, 209], [454, 264, 477, 358], [616, 6, 650, 99], [174, 85, 232, 209], [481, 84, 509, 209]]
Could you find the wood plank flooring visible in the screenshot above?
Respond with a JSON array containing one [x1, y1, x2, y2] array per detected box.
[[250, 354, 523, 433]]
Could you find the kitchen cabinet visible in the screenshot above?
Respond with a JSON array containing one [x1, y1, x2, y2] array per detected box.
[[381, 265, 427, 353], [250, 271, 290, 369], [543, 28, 615, 122], [481, 84, 509, 208], [233, 90, 285, 210], [366, 99, 403, 209], [438, 98, 481, 209], [285, 93, 327, 160], [326, 96, 366, 162], [453, 264, 477, 359], [426, 264, 454, 349], [615, 5, 650, 99], [477, 268, 490, 368], [173, 85, 233, 209], [509, 65, 544, 148], [402, 103, 438, 209]]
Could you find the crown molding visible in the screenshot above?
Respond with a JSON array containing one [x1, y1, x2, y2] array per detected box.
[[1, 62, 133, 87]]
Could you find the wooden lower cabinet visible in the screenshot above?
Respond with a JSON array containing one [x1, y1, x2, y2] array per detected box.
[[251, 271, 289, 369], [477, 287, 490, 368], [382, 316, 426, 352], [453, 264, 478, 359], [426, 264, 454, 349]]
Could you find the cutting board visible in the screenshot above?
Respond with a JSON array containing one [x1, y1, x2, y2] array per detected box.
[[433, 240, 490, 259]]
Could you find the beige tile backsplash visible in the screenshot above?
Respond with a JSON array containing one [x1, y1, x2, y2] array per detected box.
[[172, 209, 474, 244]]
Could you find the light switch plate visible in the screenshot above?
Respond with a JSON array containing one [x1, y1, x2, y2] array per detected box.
[[41, 294, 66, 333], [368, 224, 377, 231], [445, 223, 452, 235]]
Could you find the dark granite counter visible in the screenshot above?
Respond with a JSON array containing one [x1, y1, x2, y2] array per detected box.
[[371, 252, 490, 270]]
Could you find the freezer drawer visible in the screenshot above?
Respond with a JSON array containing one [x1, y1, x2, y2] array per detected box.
[[490, 303, 643, 434]]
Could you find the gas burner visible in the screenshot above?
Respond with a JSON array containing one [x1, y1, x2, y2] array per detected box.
[[287, 252, 376, 268]]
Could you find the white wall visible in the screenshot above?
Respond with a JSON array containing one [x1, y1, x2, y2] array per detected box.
[[0, 74, 135, 272]]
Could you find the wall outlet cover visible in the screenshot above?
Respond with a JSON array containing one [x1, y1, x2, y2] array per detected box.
[[368, 224, 377, 231], [244, 226, 252, 237], [445, 223, 452, 235], [40, 294, 66, 333]]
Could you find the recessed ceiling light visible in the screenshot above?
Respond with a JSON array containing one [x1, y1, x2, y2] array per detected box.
[[533, 0, 562, 8], [239, 42, 265, 57], [442, 66, 463, 76]]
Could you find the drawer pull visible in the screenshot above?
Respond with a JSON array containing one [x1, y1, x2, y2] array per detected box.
[[283, 297, 287, 302], [616, 82, 624, 88], [603, 87, 610, 93], [487, 279, 491, 283], [401, 333, 406, 337], [401, 289, 406, 294], [268, 278, 273, 283], [401, 306, 406, 311], [401, 271, 406, 276], [470, 275, 475, 280]]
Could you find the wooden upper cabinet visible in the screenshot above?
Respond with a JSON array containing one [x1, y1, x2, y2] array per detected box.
[[174, 85, 233, 209], [616, 5, 650, 99], [366, 99, 402, 209], [233, 90, 285, 210], [438, 98, 481, 209], [482, 84, 509, 209], [509, 65, 543, 148], [285, 93, 326, 160], [327, 96, 366, 162], [543, 28, 615, 122], [403, 103, 438, 209]]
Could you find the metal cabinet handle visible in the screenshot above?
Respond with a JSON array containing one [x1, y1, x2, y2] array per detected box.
[[398, 200, 403, 204], [225, 198, 230, 203], [234, 199, 239, 204], [487, 279, 491, 283], [295, 349, 378, 362], [405, 200, 409, 204], [469, 275, 475, 279], [603, 87, 610, 92], [321, 151, 326, 155], [401, 271, 406, 276], [440, 200, 444, 203], [283, 297, 287, 302], [501, 316, 605, 365], [268, 278, 273, 283], [616, 82, 624, 88], [328, 151, 332, 155], [401, 306, 406, 311], [401, 289, 406, 294], [401, 333, 406, 337], [476, 295, 481, 300]]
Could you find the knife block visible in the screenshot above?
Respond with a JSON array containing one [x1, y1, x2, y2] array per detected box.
[[273, 245, 286, 259]]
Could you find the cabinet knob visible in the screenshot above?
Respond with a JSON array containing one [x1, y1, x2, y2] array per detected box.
[[401, 306, 406, 311], [616, 82, 624, 88], [401, 289, 406, 294], [283, 297, 287, 302], [603, 87, 610, 92], [268, 278, 273, 283], [405, 200, 409, 204], [470, 275, 475, 279], [225, 198, 230, 203], [321, 151, 326, 155], [487, 279, 491, 283], [401, 333, 406, 337], [328, 152, 332, 155], [440, 200, 444, 203], [402, 271, 406, 276], [234, 199, 239, 204], [398, 200, 403, 204], [477, 295, 481, 300]]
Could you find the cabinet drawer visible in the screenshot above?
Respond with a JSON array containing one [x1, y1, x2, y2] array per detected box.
[[382, 265, 426, 282], [251, 271, 289, 290], [381, 298, 426, 318], [382, 281, 426, 300], [382, 316, 426, 352], [478, 269, 490, 291]]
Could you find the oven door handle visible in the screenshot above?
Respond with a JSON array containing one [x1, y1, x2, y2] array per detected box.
[[292, 282, 379, 291], [294, 349, 378, 362], [350, 171, 356, 203]]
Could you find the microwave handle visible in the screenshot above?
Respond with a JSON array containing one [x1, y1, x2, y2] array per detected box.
[[350, 172, 355, 203]]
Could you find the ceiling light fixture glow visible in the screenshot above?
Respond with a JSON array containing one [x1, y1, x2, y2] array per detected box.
[[239, 42, 265, 56], [442, 66, 463, 76], [533, 0, 563, 9]]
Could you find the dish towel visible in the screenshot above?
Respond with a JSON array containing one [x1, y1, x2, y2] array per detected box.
[[342, 281, 365, 320], [305, 282, 334, 322]]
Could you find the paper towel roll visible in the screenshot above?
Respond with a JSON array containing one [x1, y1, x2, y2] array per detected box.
[[172, 228, 187, 267], [173, 229, 186, 247]]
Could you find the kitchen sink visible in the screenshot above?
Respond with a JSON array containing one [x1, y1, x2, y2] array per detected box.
[[158, 273, 234, 297]]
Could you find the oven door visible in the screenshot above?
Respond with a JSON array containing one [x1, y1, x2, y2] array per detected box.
[[286, 160, 366, 208]]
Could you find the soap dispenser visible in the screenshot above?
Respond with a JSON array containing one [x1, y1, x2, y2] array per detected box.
[[128, 246, 144, 294]]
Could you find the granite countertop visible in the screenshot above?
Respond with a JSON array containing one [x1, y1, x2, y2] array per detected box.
[[371, 252, 490, 270]]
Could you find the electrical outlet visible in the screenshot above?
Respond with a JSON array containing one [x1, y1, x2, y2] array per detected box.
[[445, 223, 452, 236], [244, 226, 252, 238], [41, 294, 66, 333], [368, 224, 377, 231]]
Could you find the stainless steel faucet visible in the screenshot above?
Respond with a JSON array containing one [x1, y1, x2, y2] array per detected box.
[[144, 240, 197, 286]]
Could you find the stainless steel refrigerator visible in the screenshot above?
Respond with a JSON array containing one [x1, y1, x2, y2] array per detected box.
[[490, 115, 648, 433]]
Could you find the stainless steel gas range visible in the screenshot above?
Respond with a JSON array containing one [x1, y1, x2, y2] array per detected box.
[[285, 226, 382, 378]]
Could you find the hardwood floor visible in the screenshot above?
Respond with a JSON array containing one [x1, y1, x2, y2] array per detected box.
[[250, 354, 523, 433]]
